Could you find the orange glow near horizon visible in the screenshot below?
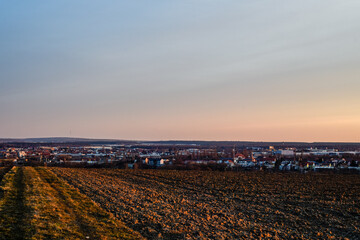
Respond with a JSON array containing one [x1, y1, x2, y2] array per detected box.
[[1, 1, 360, 142]]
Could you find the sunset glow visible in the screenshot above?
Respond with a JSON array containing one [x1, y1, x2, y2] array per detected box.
[[1, 1, 360, 141]]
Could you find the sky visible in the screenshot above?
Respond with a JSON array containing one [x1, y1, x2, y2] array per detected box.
[[1, 0, 360, 142]]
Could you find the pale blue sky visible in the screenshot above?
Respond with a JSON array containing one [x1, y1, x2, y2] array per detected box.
[[1, 1, 360, 141]]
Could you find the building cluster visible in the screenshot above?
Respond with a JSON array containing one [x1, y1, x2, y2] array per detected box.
[[0, 144, 359, 172]]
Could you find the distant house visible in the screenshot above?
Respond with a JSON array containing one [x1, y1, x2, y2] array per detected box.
[[143, 158, 165, 167], [274, 150, 294, 156], [218, 158, 235, 167], [256, 157, 275, 168], [235, 153, 245, 160], [237, 158, 256, 167]]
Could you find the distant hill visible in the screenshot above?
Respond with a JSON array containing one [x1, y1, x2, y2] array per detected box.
[[0, 137, 125, 143], [0, 138, 359, 150]]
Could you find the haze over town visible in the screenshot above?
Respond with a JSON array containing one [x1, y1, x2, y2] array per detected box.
[[1, 1, 360, 142]]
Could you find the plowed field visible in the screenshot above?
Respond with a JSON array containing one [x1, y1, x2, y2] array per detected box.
[[51, 168, 360, 239]]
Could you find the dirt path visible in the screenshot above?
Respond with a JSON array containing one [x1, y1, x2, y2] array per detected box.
[[0, 167, 34, 240]]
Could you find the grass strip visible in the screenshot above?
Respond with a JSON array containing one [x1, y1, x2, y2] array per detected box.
[[0, 167, 35, 240], [24, 166, 84, 239], [32, 167, 143, 240]]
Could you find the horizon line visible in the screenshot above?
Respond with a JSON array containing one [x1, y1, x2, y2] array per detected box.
[[1, 136, 360, 144]]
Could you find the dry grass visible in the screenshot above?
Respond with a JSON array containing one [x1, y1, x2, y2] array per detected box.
[[0, 167, 35, 239], [31, 167, 143, 240], [0, 167, 143, 240]]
